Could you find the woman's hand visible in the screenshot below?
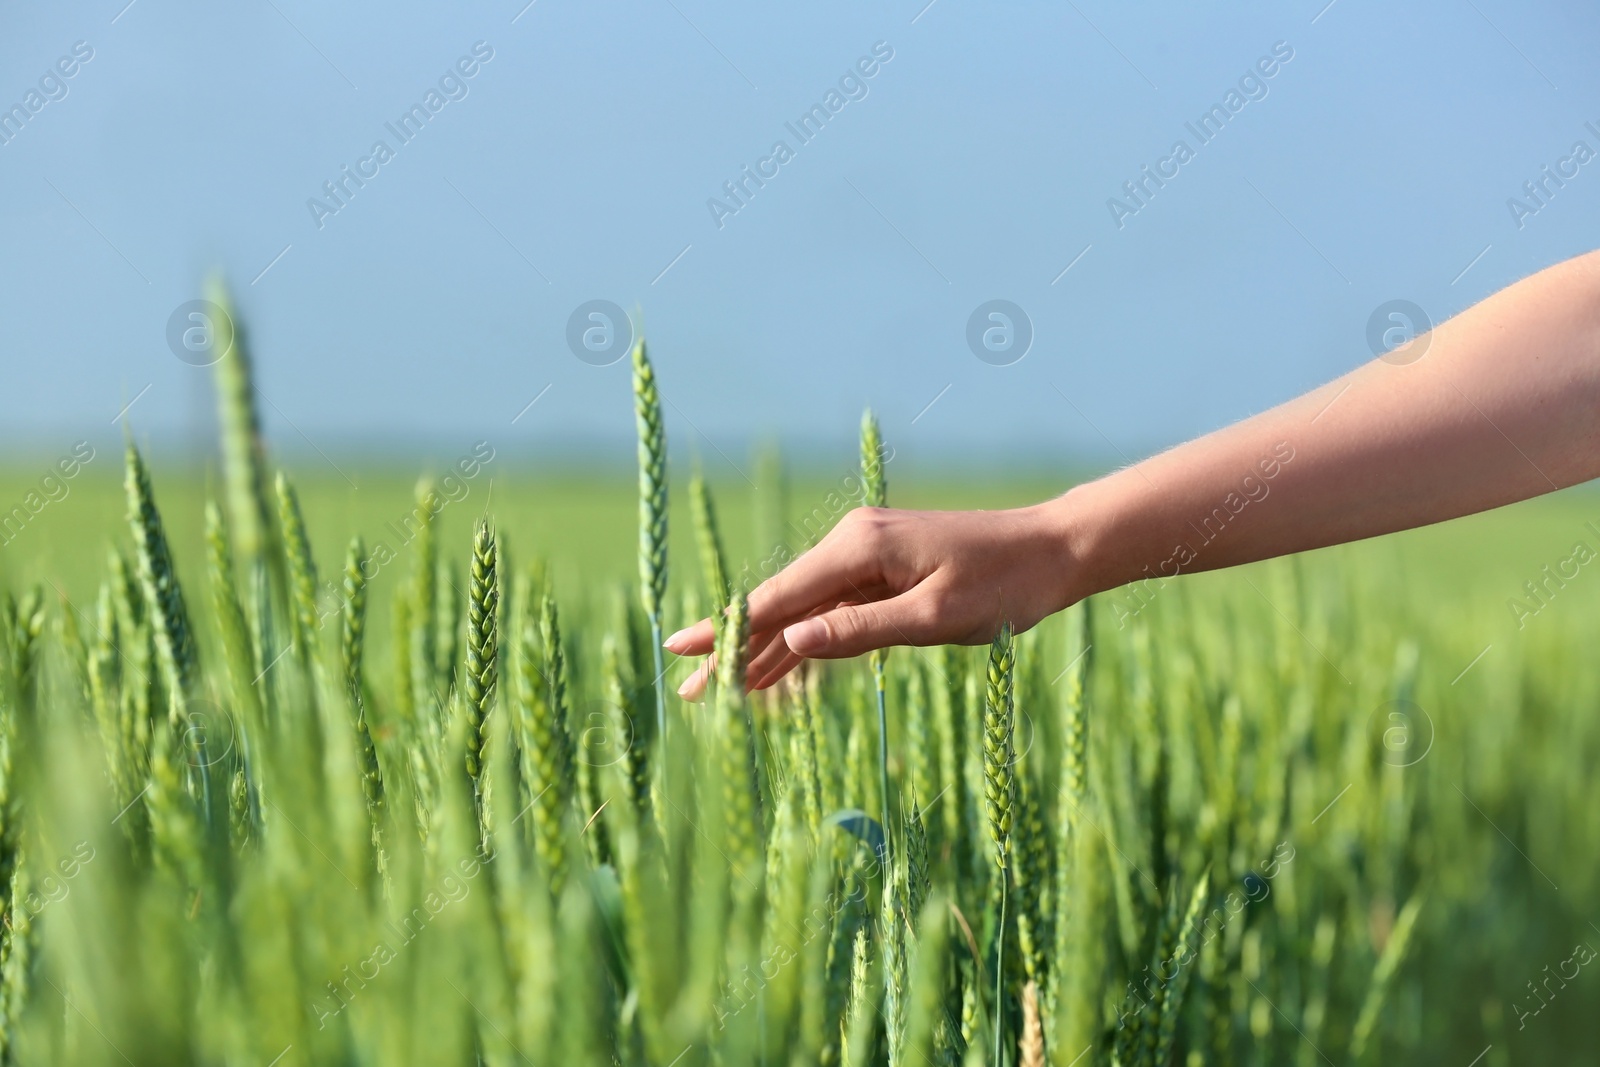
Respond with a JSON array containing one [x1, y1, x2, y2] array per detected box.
[[664, 501, 1083, 700]]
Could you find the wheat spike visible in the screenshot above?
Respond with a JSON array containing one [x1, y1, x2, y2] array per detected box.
[[516, 589, 571, 889], [464, 523, 499, 806], [205, 277, 277, 566], [1153, 870, 1212, 1067], [633, 338, 669, 761], [124, 444, 198, 719], [983, 624, 1017, 870], [338, 536, 384, 874], [204, 503, 254, 707], [409, 481, 439, 723], [274, 472, 319, 660], [339, 537, 367, 697], [1350, 893, 1425, 1059], [690, 470, 731, 612], [983, 621, 1017, 1065], [859, 408, 892, 836], [715, 591, 761, 885], [880, 846, 910, 1065]]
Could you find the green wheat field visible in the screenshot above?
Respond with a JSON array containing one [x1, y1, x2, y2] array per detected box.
[[0, 306, 1592, 1066]]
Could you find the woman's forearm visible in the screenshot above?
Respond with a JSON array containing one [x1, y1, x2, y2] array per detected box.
[[666, 250, 1600, 691], [1059, 250, 1600, 601]]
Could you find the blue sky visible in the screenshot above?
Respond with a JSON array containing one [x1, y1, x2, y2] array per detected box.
[[1, 0, 1595, 472]]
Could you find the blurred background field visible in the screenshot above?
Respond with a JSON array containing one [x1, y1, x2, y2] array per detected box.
[[13, 456, 1600, 609]]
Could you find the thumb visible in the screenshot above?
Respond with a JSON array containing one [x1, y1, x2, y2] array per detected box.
[[782, 592, 933, 659]]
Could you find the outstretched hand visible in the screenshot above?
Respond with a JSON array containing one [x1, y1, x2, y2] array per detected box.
[[663, 503, 1079, 700]]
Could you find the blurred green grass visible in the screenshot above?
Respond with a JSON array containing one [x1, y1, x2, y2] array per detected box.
[[7, 458, 1598, 626]]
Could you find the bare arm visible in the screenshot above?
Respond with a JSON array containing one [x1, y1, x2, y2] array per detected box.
[[668, 250, 1600, 697]]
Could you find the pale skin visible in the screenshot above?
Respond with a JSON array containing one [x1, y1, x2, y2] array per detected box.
[[666, 250, 1600, 698]]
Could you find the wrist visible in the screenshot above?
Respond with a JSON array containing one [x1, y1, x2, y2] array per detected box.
[[1031, 473, 1144, 607]]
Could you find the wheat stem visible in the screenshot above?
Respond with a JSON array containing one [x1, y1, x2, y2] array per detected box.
[[633, 339, 669, 775]]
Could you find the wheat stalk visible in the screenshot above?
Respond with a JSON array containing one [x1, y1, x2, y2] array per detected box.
[[410, 480, 439, 724], [204, 503, 255, 712], [1153, 870, 1212, 1067], [880, 846, 909, 1064], [715, 591, 761, 885], [1350, 893, 1425, 1060], [983, 624, 1016, 870], [983, 621, 1016, 1063], [1019, 979, 1045, 1067], [1014, 767, 1052, 989], [859, 409, 892, 838], [339, 537, 367, 697], [633, 338, 669, 766], [690, 470, 731, 612], [206, 277, 269, 546], [340, 536, 384, 873], [124, 444, 199, 719], [274, 472, 319, 661], [515, 589, 571, 890], [464, 522, 499, 848]]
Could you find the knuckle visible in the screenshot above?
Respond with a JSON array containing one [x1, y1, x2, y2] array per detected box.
[[846, 507, 888, 544]]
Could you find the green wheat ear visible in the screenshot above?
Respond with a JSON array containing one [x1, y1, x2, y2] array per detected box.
[[634, 339, 669, 621], [1350, 893, 1426, 1059], [715, 591, 761, 884], [859, 408, 891, 839], [633, 337, 669, 765], [204, 502, 260, 728], [1153, 869, 1212, 1066], [124, 444, 198, 717], [274, 472, 319, 660], [515, 587, 571, 890], [689, 470, 730, 613], [205, 274, 274, 570], [339, 536, 367, 697], [410, 480, 439, 723], [982, 620, 1016, 1064], [982, 622, 1016, 870], [464, 521, 499, 849], [340, 535, 384, 869], [859, 408, 886, 508]]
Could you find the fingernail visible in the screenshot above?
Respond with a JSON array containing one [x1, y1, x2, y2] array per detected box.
[[784, 618, 827, 654], [663, 627, 691, 653], [676, 676, 696, 699]]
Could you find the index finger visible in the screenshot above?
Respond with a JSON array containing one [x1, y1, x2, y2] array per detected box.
[[662, 518, 882, 654]]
